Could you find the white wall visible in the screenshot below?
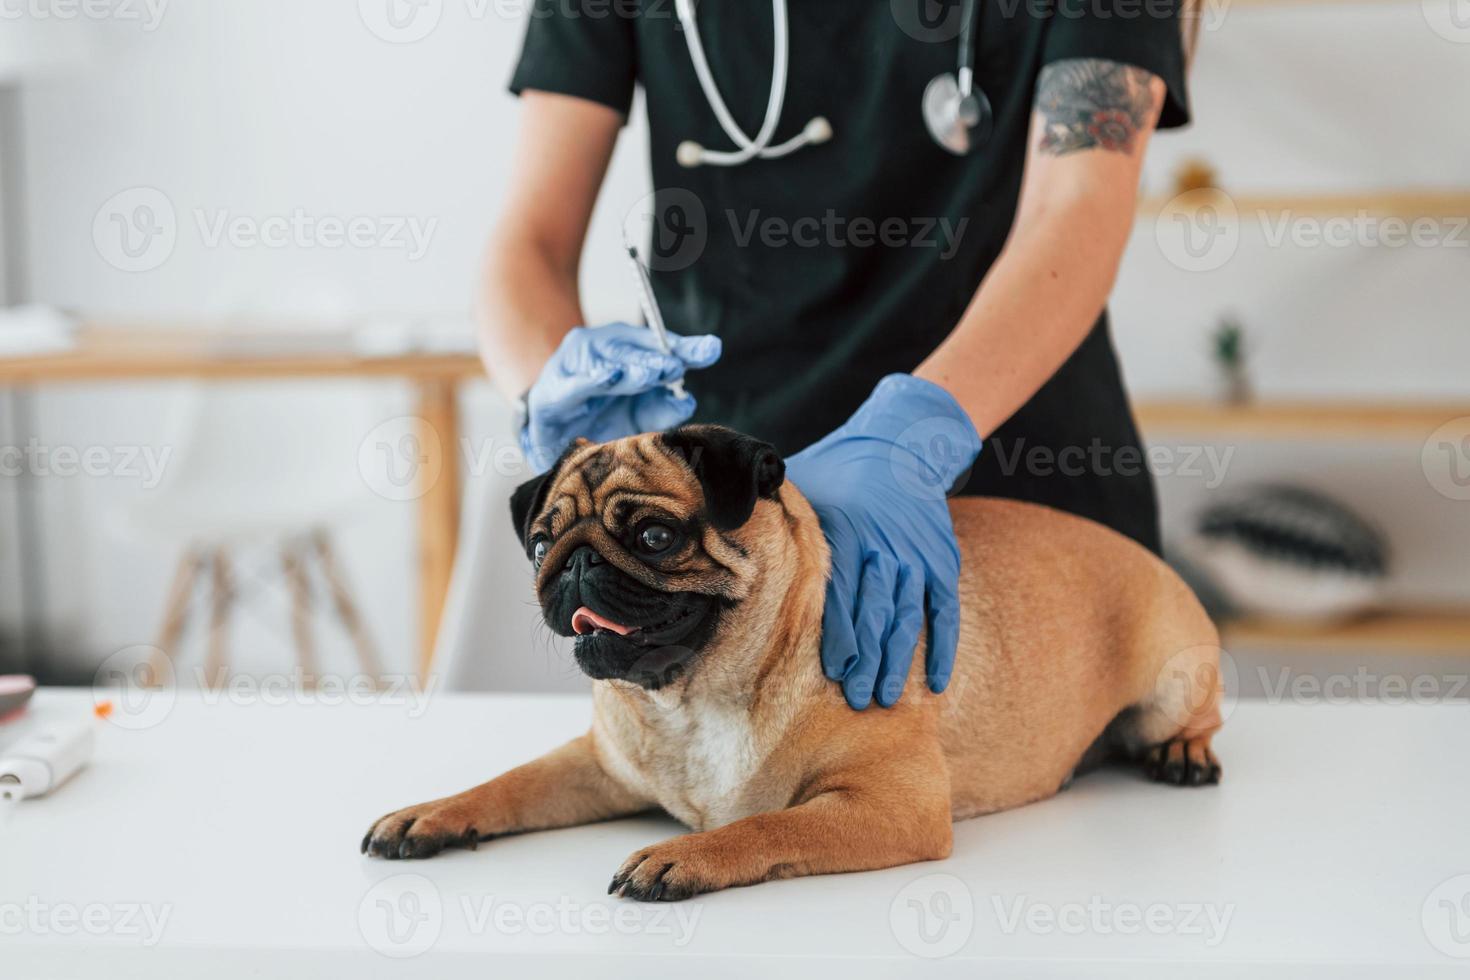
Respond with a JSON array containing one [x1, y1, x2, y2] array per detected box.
[[8, 2, 1468, 687], [13, 0, 650, 682], [1120, 8, 1470, 398], [1114, 8, 1470, 611]]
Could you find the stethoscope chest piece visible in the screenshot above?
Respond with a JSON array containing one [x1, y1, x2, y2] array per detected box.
[[676, 0, 990, 165], [923, 71, 993, 156]]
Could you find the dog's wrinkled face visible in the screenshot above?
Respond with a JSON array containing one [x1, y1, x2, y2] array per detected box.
[[510, 426, 785, 689]]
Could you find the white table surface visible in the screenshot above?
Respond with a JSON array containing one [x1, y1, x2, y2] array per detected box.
[[2, 686, 1468, 978]]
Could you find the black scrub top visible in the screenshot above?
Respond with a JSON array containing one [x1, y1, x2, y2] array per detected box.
[[509, 0, 1191, 554]]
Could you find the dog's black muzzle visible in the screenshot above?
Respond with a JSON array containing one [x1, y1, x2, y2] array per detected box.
[[540, 545, 720, 689]]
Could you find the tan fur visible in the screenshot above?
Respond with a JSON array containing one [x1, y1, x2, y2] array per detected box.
[[364, 433, 1224, 900]]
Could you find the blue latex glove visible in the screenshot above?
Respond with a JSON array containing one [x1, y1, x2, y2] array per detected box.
[[521, 323, 722, 473], [785, 375, 983, 709]]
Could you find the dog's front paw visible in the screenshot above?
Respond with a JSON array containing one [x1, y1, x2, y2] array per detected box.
[[609, 835, 749, 902], [361, 800, 484, 860]]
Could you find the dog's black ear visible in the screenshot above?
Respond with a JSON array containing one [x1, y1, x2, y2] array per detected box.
[[658, 425, 785, 531], [509, 449, 571, 551], [509, 472, 552, 552]]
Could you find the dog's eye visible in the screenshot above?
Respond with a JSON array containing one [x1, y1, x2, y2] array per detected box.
[[636, 524, 676, 555], [531, 536, 550, 568]]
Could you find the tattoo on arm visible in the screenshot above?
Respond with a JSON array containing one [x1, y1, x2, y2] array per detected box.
[[1035, 59, 1159, 157]]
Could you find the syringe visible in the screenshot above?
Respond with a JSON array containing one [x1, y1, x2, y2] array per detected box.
[[621, 227, 687, 400]]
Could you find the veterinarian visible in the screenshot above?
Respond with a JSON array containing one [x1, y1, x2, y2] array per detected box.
[[480, 0, 1195, 710]]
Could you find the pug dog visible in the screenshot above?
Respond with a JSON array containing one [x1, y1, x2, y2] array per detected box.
[[363, 426, 1224, 901]]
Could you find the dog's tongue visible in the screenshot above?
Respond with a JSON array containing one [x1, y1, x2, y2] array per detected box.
[[571, 606, 639, 636]]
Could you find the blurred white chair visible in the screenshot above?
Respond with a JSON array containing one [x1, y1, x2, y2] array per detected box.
[[431, 398, 582, 694], [119, 381, 384, 690]]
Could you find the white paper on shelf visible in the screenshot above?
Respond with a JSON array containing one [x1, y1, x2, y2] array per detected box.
[[0, 305, 77, 358]]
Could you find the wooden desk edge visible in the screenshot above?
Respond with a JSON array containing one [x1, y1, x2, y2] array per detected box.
[[0, 354, 486, 385]]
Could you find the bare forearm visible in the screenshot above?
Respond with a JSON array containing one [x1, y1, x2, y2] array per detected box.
[[476, 91, 623, 401], [917, 58, 1164, 436], [478, 235, 583, 400], [915, 187, 1135, 436]]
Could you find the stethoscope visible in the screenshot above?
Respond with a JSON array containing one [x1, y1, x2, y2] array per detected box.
[[674, 0, 991, 168]]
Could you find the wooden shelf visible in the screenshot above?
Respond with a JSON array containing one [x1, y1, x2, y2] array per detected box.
[[1141, 402, 1470, 655], [1135, 400, 1466, 439], [1137, 190, 1470, 219], [0, 324, 486, 384], [1224, 609, 1470, 653]]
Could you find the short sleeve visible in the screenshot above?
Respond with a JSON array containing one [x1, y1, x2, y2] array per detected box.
[[1040, 0, 1192, 129], [508, 0, 638, 118]]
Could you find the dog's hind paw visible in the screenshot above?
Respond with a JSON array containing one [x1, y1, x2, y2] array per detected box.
[[1143, 737, 1221, 787]]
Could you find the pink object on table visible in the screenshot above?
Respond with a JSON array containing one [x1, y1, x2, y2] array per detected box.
[[0, 675, 37, 723]]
